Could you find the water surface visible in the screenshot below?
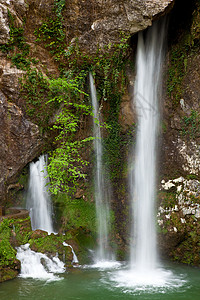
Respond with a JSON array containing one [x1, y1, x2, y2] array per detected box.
[[0, 263, 199, 300]]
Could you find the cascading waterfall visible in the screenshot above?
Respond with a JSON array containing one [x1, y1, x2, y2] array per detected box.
[[130, 21, 166, 271], [26, 154, 54, 234], [16, 244, 65, 281], [89, 73, 112, 262]]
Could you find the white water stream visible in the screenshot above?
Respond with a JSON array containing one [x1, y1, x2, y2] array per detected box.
[[130, 21, 166, 271], [26, 155, 53, 233], [89, 73, 113, 263], [63, 242, 79, 264]]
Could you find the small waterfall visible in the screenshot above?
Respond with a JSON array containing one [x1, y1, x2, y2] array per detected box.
[[26, 155, 54, 234], [89, 73, 112, 262], [63, 242, 79, 264], [130, 21, 166, 271], [16, 244, 65, 281]]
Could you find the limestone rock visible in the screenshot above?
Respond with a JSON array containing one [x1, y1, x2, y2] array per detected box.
[[0, 2, 10, 44], [64, 0, 175, 54], [0, 91, 42, 203]]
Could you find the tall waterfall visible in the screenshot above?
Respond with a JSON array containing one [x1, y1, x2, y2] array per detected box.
[[130, 22, 166, 271], [89, 73, 112, 262], [26, 155, 54, 234]]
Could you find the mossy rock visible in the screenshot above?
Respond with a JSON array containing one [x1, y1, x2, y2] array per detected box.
[[29, 233, 74, 266], [0, 259, 20, 283], [170, 217, 200, 266]]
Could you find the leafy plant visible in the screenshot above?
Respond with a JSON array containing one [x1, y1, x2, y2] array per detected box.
[[181, 110, 200, 138], [0, 240, 16, 266], [34, 0, 66, 62], [0, 10, 30, 70], [46, 77, 94, 195]]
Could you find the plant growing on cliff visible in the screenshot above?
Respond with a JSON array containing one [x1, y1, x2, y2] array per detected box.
[[167, 1, 200, 107], [20, 69, 60, 128], [181, 110, 200, 139], [0, 219, 16, 267], [46, 77, 94, 195], [0, 10, 31, 70], [34, 0, 66, 64]]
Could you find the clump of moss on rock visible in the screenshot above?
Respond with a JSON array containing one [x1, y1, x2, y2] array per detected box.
[[0, 218, 30, 282]]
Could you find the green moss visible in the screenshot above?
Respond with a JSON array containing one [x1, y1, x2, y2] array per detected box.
[[0, 219, 16, 267], [56, 194, 96, 234], [181, 110, 200, 139], [167, 1, 200, 107], [14, 218, 32, 245], [28, 233, 75, 264], [170, 214, 200, 266], [0, 217, 32, 268], [20, 69, 60, 129], [29, 234, 64, 254], [0, 240, 16, 266], [0, 267, 19, 282], [158, 190, 177, 208], [186, 174, 199, 180], [167, 39, 189, 105], [0, 10, 30, 70]]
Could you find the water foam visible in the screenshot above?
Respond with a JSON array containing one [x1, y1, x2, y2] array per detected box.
[[108, 267, 187, 294], [89, 260, 122, 270]]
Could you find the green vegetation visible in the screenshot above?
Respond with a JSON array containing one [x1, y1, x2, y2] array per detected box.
[[29, 233, 70, 256], [0, 218, 16, 267], [181, 110, 200, 139], [171, 218, 200, 266], [91, 37, 132, 185], [46, 77, 94, 195], [167, 45, 187, 104], [0, 218, 31, 268], [34, 0, 66, 64], [158, 190, 177, 208], [54, 194, 96, 234], [0, 239, 16, 266], [20, 69, 59, 128], [43, 36, 131, 195], [0, 10, 31, 70], [167, 1, 200, 106], [0, 0, 132, 198]]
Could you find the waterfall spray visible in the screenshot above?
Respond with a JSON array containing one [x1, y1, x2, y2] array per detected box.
[[130, 21, 166, 271]]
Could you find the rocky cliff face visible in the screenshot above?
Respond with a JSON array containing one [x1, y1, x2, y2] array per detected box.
[[0, 0, 175, 202]]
